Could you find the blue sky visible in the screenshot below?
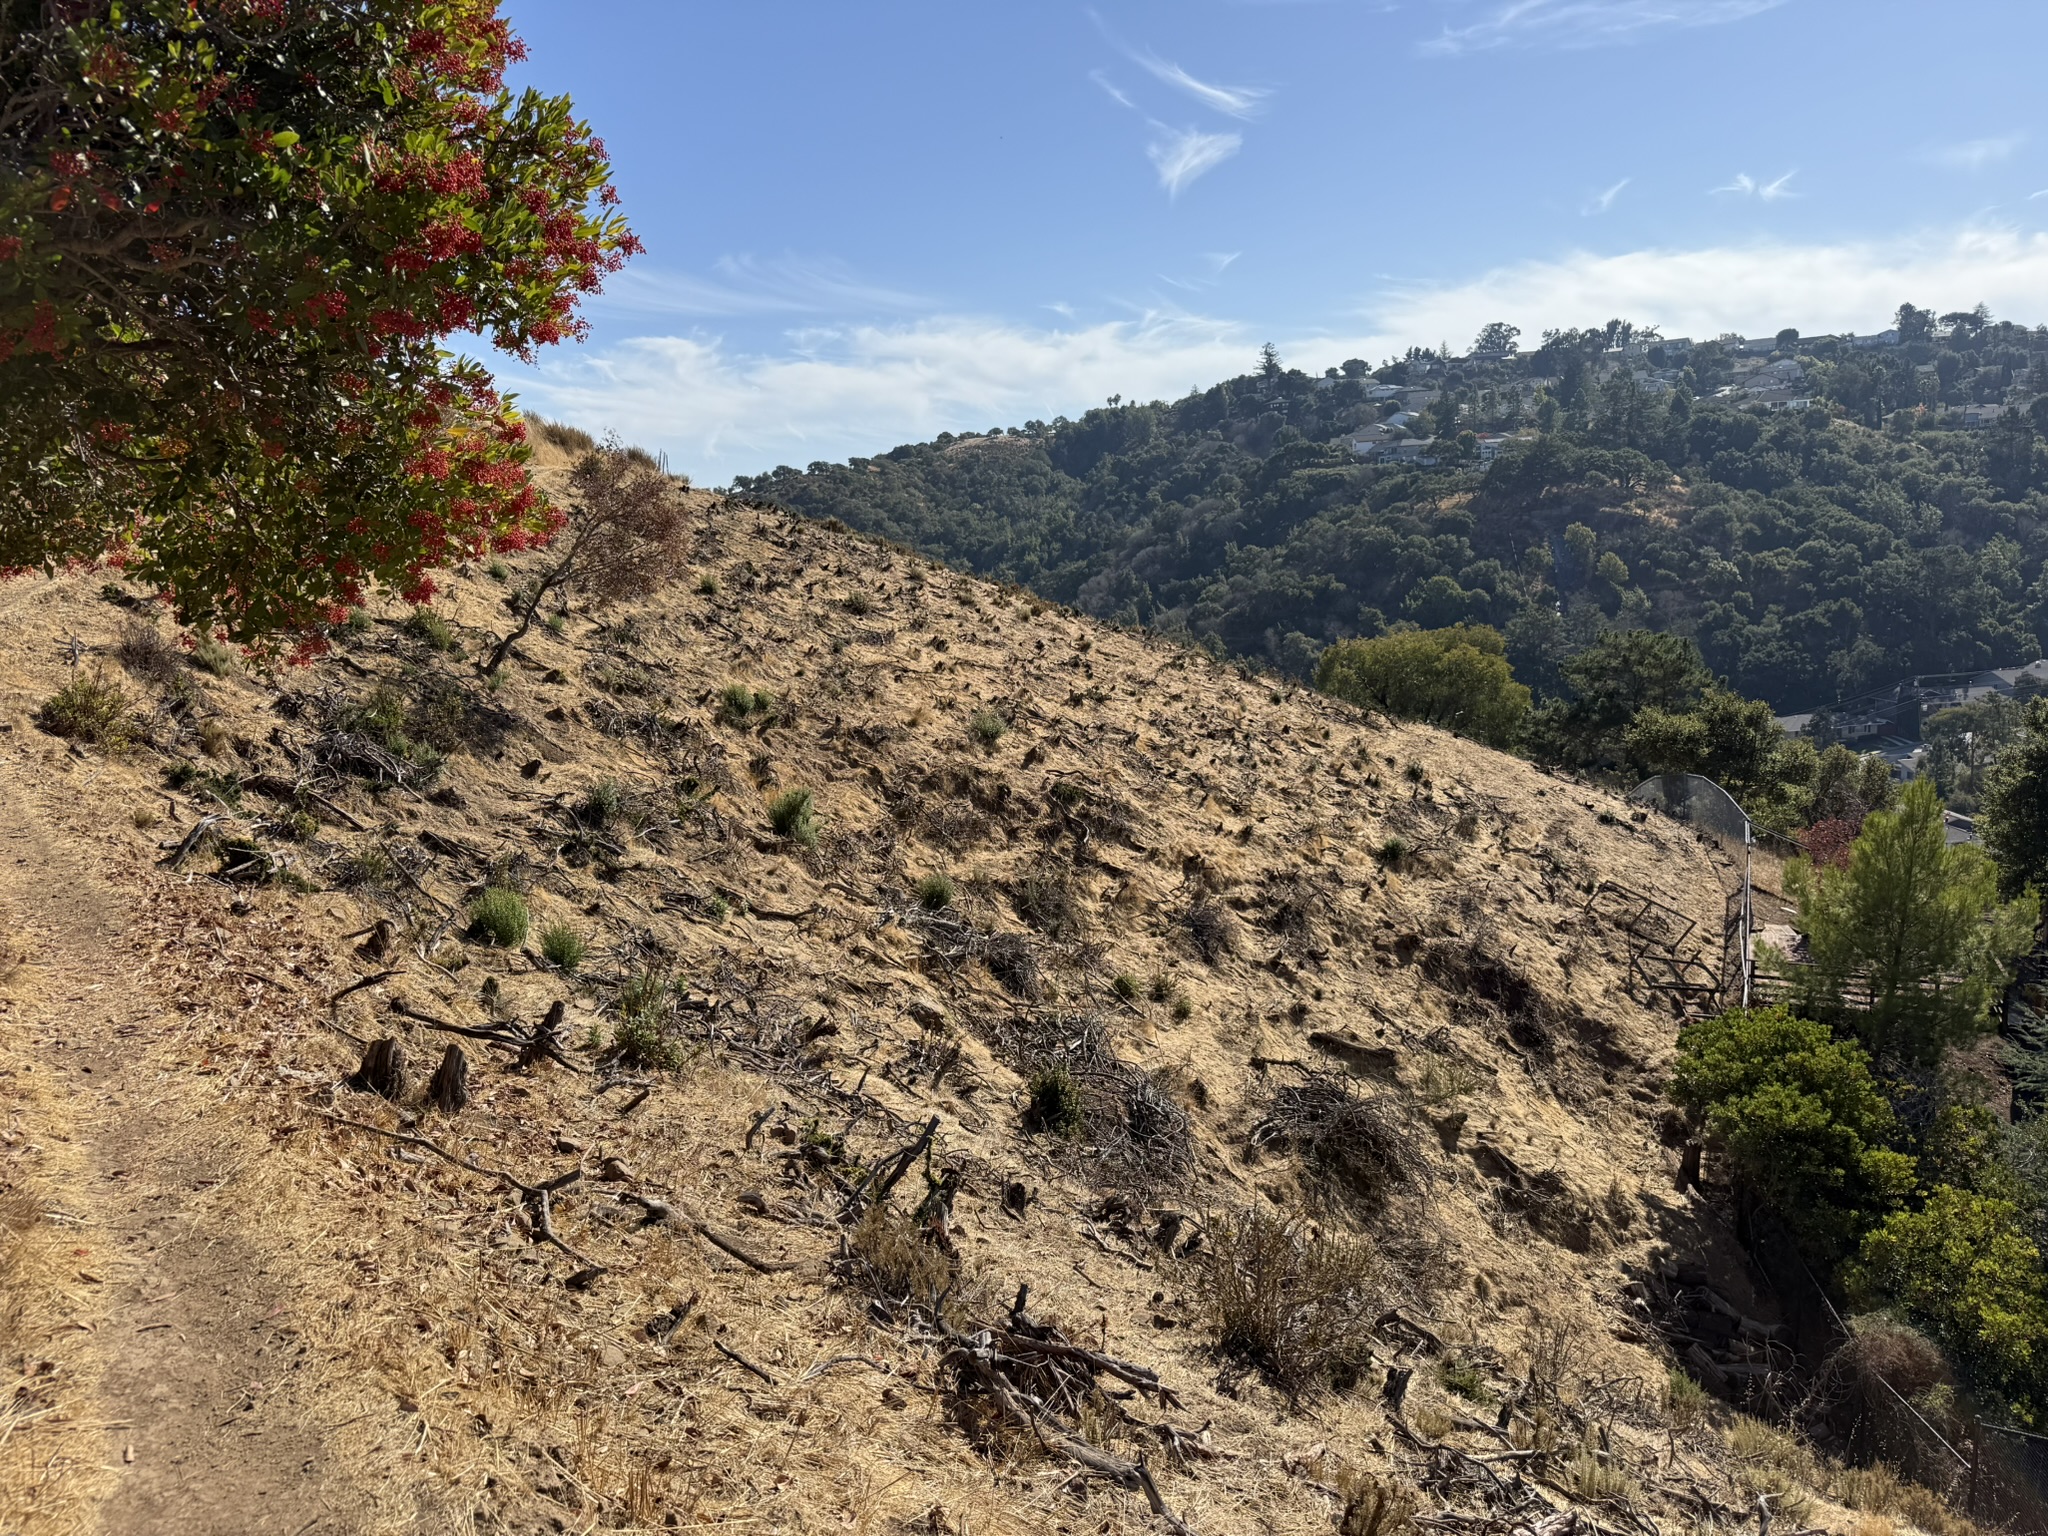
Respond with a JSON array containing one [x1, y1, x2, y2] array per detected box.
[[495, 0, 2048, 483]]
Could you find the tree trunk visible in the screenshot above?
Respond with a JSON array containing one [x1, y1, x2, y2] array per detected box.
[[485, 553, 574, 676], [428, 1043, 470, 1113], [350, 1036, 407, 1099]]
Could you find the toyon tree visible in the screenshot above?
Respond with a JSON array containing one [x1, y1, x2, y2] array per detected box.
[[0, 0, 639, 655]]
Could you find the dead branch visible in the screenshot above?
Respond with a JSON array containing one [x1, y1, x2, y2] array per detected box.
[[714, 1339, 779, 1386], [312, 1108, 605, 1272]]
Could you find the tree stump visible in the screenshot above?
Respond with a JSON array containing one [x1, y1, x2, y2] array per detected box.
[[1381, 1364, 1413, 1415], [1677, 1140, 1702, 1191], [520, 999, 569, 1069], [428, 1042, 470, 1113], [350, 1036, 407, 1099]]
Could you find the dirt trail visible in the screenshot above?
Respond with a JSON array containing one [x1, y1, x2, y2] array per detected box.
[[0, 752, 355, 1535]]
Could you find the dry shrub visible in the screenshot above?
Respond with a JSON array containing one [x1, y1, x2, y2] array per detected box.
[[1253, 1072, 1430, 1213], [1838, 1314, 1950, 1398], [1569, 1441, 1640, 1502], [530, 415, 596, 455], [1335, 1468, 1419, 1536], [1727, 1416, 1818, 1524], [1010, 865, 1083, 938], [1185, 897, 1238, 963], [115, 622, 181, 685], [979, 931, 1042, 1000], [1836, 1462, 1908, 1514], [1187, 1207, 1390, 1397], [846, 1206, 984, 1326]]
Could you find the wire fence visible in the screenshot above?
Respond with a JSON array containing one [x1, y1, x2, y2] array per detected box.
[[1741, 1208, 2048, 1534]]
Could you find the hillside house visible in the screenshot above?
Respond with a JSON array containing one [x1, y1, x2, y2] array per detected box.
[[1747, 386, 1814, 412]]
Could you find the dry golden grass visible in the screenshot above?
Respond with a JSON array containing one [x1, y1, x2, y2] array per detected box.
[[0, 474, 1869, 1534]]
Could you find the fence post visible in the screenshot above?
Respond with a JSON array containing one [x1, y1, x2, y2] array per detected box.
[[1968, 1418, 1980, 1518]]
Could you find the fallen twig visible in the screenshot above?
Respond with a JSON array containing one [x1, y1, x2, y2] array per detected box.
[[714, 1340, 778, 1386]]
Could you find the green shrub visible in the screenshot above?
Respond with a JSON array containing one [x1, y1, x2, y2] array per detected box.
[[612, 968, 684, 1069], [487, 558, 509, 581], [38, 669, 135, 748], [1315, 626, 1529, 749], [1112, 972, 1142, 1002], [539, 923, 588, 972], [189, 635, 238, 676], [1374, 835, 1410, 867], [718, 681, 776, 726], [768, 787, 819, 849], [969, 709, 1008, 748], [915, 872, 954, 911], [404, 607, 455, 651], [696, 572, 719, 596], [1851, 1186, 2048, 1418], [1438, 1357, 1491, 1402], [1171, 992, 1195, 1021], [1663, 1367, 1710, 1430], [1025, 1066, 1085, 1138], [545, 612, 566, 635], [843, 590, 874, 615], [581, 778, 628, 828], [1671, 1005, 1915, 1259], [467, 887, 530, 948]]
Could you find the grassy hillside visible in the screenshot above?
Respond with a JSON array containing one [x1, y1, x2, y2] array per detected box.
[[0, 445, 1995, 1535]]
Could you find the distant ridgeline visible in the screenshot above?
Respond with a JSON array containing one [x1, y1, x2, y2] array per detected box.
[[736, 311, 2048, 711]]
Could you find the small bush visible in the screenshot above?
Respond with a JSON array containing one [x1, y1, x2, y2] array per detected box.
[[539, 923, 588, 972], [1112, 972, 1142, 1002], [612, 968, 684, 1069], [969, 709, 1007, 749], [1663, 1367, 1710, 1430], [915, 872, 955, 911], [1439, 1357, 1491, 1402], [842, 591, 874, 616], [1418, 1058, 1481, 1105], [189, 635, 237, 676], [38, 669, 135, 748], [1148, 973, 1173, 1003], [115, 624, 181, 685], [1171, 990, 1194, 1021], [1568, 1445, 1638, 1502], [1189, 1207, 1388, 1397], [717, 681, 775, 726], [1334, 1469, 1419, 1536], [486, 558, 509, 581], [545, 612, 566, 635], [1025, 1066, 1085, 1138], [1375, 835, 1410, 867], [768, 787, 819, 849], [696, 572, 719, 596], [581, 778, 629, 829], [330, 845, 391, 890], [404, 607, 455, 651], [467, 887, 530, 948], [1012, 867, 1082, 937]]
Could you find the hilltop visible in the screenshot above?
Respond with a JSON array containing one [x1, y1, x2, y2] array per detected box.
[[735, 319, 2048, 712], [0, 439, 1969, 1535]]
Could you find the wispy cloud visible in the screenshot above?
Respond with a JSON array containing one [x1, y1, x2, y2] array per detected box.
[[507, 226, 2048, 484], [1147, 127, 1243, 197], [1130, 52, 1268, 118], [1423, 0, 1787, 55], [1712, 170, 1798, 200], [592, 256, 926, 320], [1583, 177, 1630, 215], [1088, 69, 1135, 110], [1921, 134, 2024, 172]]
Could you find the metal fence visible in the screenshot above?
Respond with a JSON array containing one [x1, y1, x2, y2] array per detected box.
[[1740, 1209, 2048, 1533]]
